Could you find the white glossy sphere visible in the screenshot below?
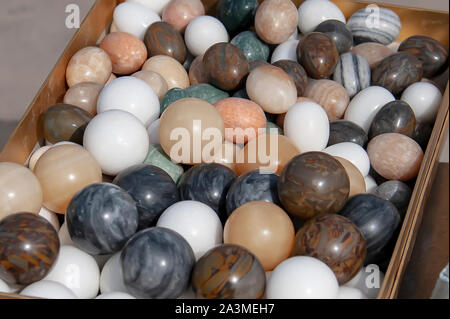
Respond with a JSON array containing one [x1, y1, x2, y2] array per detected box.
[[337, 286, 368, 299], [344, 86, 395, 132], [52, 141, 79, 147], [271, 40, 299, 64], [147, 119, 160, 144], [44, 246, 100, 299], [266, 256, 339, 299], [38, 206, 60, 231], [323, 142, 370, 177], [100, 252, 129, 294], [113, 2, 161, 40], [288, 27, 299, 41], [284, 101, 330, 153], [58, 222, 75, 246], [28, 146, 51, 171], [157, 201, 223, 260], [83, 110, 150, 176], [297, 0, 346, 34], [96, 292, 136, 299], [401, 82, 443, 123], [97, 77, 160, 127], [20, 280, 78, 299], [364, 175, 378, 193], [126, 0, 170, 15], [344, 265, 384, 299], [185, 16, 229, 57], [0, 278, 11, 293]]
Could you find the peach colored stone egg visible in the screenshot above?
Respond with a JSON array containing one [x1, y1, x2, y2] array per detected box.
[[335, 156, 366, 197], [215, 98, 267, 144], [351, 43, 395, 70], [99, 32, 148, 75], [162, 0, 205, 34], [210, 141, 243, 173], [246, 65, 297, 114], [66, 47, 112, 87], [63, 82, 103, 116], [367, 133, 423, 182], [276, 97, 315, 130], [255, 0, 299, 45], [132, 70, 169, 100], [142, 55, 190, 90], [304, 79, 350, 121]]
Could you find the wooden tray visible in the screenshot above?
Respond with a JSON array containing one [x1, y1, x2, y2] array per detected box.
[[0, 0, 448, 299]]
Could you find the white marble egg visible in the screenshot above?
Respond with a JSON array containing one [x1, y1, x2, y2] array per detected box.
[[284, 101, 330, 153], [97, 77, 160, 127], [344, 86, 395, 133], [100, 252, 129, 294], [38, 206, 60, 232], [401, 82, 443, 123], [337, 286, 368, 299], [297, 0, 346, 34], [266, 256, 339, 299], [323, 142, 370, 177], [157, 201, 223, 261], [184, 16, 229, 57], [20, 280, 78, 299], [96, 292, 136, 299], [364, 175, 378, 193], [44, 246, 100, 299], [113, 2, 161, 40], [271, 39, 300, 64], [126, 0, 169, 15], [147, 119, 160, 144], [83, 110, 150, 176]]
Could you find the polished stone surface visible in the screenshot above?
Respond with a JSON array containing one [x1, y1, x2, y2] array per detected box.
[[144, 22, 187, 64], [401, 81, 443, 123], [298, 32, 339, 79], [254, 0, 298, 45], [338, 194, 400, 264], [333, 53, 371, 97], [162, 0, 205, 33], [66, 46, 112, 87], [215, 97, 266, 144], [297, 0, 346, 34], [347, 8, 401, 45], [192, 244, 265, 299], [226, 171, 281, 216], [372, 52, 423, 95], [278, 152, 350, 220], [369, 100, 416, 139], [373, 180, 412, 219], [203, 42, 249, 91], [34, 144, 103, 214], [272, 60, 308, 97], [113, 164, 180, 229], [350, 42, 395, 70], [143, 144, 184, 183], [304, 79, 349, 121], [99, 32, 147, 75], [0, 213, 59, 285], [216, 0, 259, 34], [368, 133, 424, 181], [66, 183, 139, 255], [188, 55, 208, 85], [160, 84, 229, 113], [293, 214, 366, 285], [0, 163, 43, 220], [142, 55, 190, 90], [40, 103, 92, 145], [271, 39, 299, 64], [246, 65, 297, 114], [231, 31, 270, 62], [314, 19, 353, 54], [266, 121, 283, 135], [132, 70, 169, 100], [178, 163, 237, 223], [335, 156, 366, 198], [121, 227, 195, 299], [398, 35, 449, 78], [63, 82, 102, 116], [224, 201, 295, 271]]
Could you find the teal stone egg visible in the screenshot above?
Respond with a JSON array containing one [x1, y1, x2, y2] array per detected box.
[[231, 31, 270, 62], [143, 144, 184, 183], [216, 0, 259, 34]]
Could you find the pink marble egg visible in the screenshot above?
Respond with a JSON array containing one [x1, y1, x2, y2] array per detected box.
[[215, 98, 267, 144], [66, 47, 112, 87], [162, 0, 205, 34], [367, 133, 424, 181]]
